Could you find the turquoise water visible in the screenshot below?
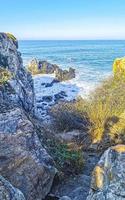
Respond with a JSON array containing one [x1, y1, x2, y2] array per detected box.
[[19, 40, 125, 95]]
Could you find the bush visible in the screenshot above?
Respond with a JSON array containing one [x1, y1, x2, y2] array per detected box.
[[87, 77, 125, 143], [46, 139, 84, 175], [0, 68, 11, 85]]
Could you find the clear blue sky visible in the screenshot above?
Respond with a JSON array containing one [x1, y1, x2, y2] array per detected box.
[[1, 0, 125, 40]]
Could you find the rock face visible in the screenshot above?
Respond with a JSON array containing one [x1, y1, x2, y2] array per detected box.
[[87, 144, 125, 200], [0, 33, 56, 200], [0, 32, 34, 112], [0, 107, 56, 200], [0, 175, 25, 200]]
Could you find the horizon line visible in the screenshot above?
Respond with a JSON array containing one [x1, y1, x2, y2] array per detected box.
[[18, 38, 125, 41]]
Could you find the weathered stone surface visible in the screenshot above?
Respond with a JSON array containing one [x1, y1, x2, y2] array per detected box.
[[0, 175, 25, 200], [0, 32, 34, 112], [87, 144, 125, 200], [0, 107, 56, 200]]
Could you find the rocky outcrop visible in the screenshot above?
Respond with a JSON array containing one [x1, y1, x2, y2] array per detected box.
[[28, 58, 75, 81], [28, 58, 59, 75], [0, 32, 34, 112], [0, 175, 25, 200], [0, 107, 56, 200], [55, 67, 75, 82], [87, 144, 125, 200]]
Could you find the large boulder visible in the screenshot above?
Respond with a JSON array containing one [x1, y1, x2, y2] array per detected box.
[[0, 175, 25, 200], [0, 32, 34, 113], [87, 144, 125, 200], [0, 107, 56, 200]]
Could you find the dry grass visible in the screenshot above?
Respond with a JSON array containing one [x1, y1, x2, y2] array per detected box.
[[87, 77, 125, 143], [51, 76, 125, 144]]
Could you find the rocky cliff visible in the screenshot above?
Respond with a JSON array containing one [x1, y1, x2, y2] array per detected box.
[[0, 33, 34, 112], [0, 33, 56, 200]]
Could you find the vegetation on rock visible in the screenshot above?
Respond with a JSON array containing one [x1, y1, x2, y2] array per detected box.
[[0, 68, 11, 85], [6, 33, 17, 42], [46, 139, 84, 175]]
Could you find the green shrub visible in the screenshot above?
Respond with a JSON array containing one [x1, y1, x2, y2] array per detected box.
[[0, 68, 11, 85], [46, 139, 84, 175]]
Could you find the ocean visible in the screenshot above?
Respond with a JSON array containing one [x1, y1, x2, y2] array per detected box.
[[19, 40, 125, 96]]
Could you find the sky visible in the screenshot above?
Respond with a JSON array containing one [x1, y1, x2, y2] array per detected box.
[[1, 0, 125, 40]]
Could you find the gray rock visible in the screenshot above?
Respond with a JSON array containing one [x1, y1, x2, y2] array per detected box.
[[0, 32, 34, 113], [87, 144, 125, 200], [0, 107, 56, 200], [0, 175, 25, 200]]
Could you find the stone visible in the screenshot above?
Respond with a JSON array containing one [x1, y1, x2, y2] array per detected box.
[[0, 107, 56, 200], [0, 175, 25, 200], [87, 144, 125, 200], [0, 32, 34, 113], [55, 67, 75, 81]]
